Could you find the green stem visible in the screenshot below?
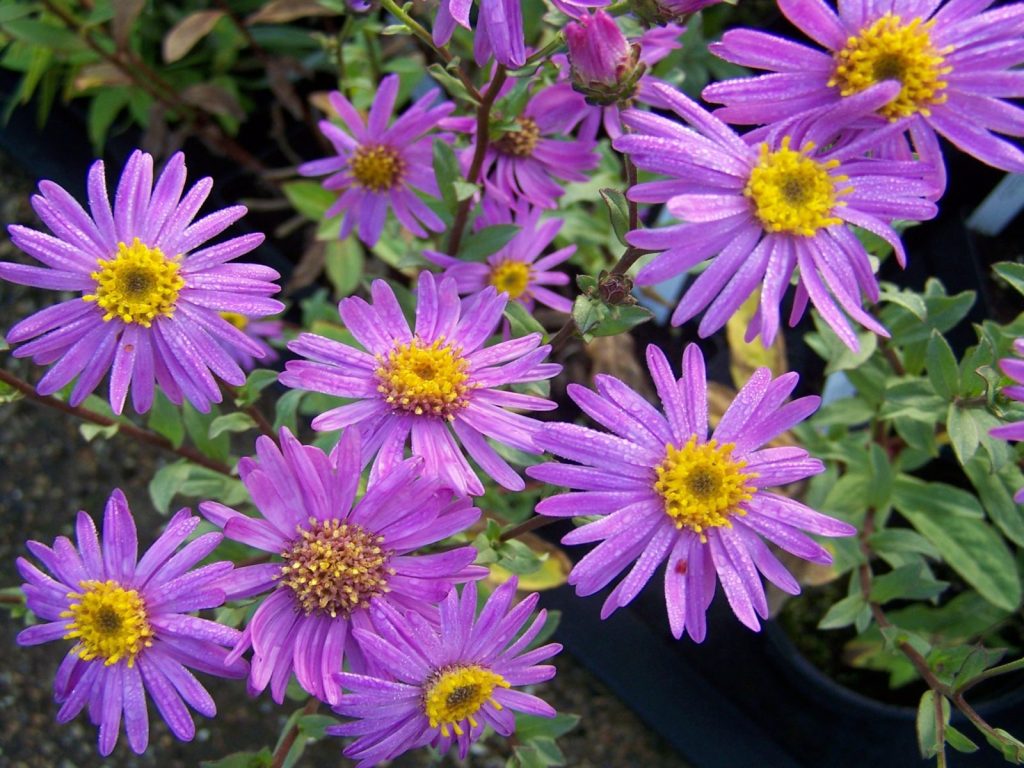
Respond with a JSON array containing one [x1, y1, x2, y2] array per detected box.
[[270, 698, 319, 768], [958, 657, 1024, 696], [500, 514, 559, 542]]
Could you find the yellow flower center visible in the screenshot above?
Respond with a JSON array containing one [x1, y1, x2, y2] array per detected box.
[[829, 13, 952, 119], [654, 436, 757, 541], [278, 518, 394, 618], [744, 137, 849, 237], [495, 117, 541, 158], [349, 144, 405, 192], [220, 311, 249, 330], [61, 580, 154, 667], [83, 238, 184, 326], [375, 337, 471, 420], [489, 260, 531, 300], [423, 665, 510, 738]]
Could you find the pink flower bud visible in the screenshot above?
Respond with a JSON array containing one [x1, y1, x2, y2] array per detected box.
[[566, 12, 643, 105]]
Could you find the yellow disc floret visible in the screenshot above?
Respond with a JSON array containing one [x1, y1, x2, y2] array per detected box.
[[744, 137, 848, 236], [375, 337, 471, 419], [829, 13, 952, 119], [494, 118, 541, 158], [423, 665, 510, 738], [489, 260, 531, 300], [350, 144, 405, 192], [220, 311, 249, 330], [654, 436, 758, 540], [278, 518, 394, 618], [83, 238, 184, 326], [61, 579, 154, 667]]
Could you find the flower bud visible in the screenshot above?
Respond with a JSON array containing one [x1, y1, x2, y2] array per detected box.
[[629, 0, 723, 26], [566, 11, 644, 106]]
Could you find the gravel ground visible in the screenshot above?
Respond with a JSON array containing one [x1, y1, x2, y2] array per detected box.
[[0, 151, 691, 768]]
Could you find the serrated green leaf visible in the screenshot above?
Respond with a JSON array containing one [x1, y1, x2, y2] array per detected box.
[[895, 476, 1021, 612], [459, 224, 520, 262], [208, 412, 257, 439], [927, 331, 959, 400]]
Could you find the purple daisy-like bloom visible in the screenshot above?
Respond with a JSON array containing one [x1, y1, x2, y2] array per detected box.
[[473, 81, 599, 210], [219, 312, 282, 371], [613, 81, 939, 350], [298, 74, 454, 247], [991, 338, 1024, 502], [703, 0, 1024, 173], [329, 578, 560, 766], [551, 0, 611, 19], [527, 343, 856, 640], [0, 150, 284, 414], [280, 271, 561, 496], [199, 427, 484, 705], [433, 0, 527, 68], [423, 197, 574, 314], [16, 489, 245, 755]]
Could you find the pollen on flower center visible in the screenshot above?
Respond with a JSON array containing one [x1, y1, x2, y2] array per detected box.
[[489, 260, 531, 299], [61, 579, 154, 667], [278, 518, 394, 618], [350, 144, 405, 191], [220, 311, 249, 330], [654, 436, 757, 540], [744, 137, 849, 236], [829, 13, 952, 119], [83, 237, 184, 326], [375, 337, 471, 419], [495, 118, 541, 157], [423, 664, 510, 738]]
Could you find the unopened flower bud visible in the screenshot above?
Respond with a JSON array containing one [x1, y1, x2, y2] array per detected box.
[[566, 12, 644, 106], [629, 0, 723, 26]]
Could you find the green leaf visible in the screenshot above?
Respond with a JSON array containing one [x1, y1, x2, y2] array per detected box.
[[818, 593, 867, 630], [426, 62, 478, 103], [964, 459, 1024, 548], [208, 412, 257, 439], [0, 377, 24, 404], [495, 539, 546, 575], [201, 747, 273, 768], [916, 690, 948, 759], [432, 139, 462, 212], [80, 422, 119, 441], [515, 712, 580, 742], [459, 224, 520, 262], [324, 239, 363, 299], [234, 369, 278, 408], [182, 402, 231, 463], [984, 728, 1024, 763], [149, 461, 193, 515], [599, 188, 630, 247], [282, 180, 336, 221], [88, 89, 129, 153], [572, 294, 606, 338], [895, 476, 1021, 612], [994, 262, 1024, 298], [869, 529, 940, 560], [274, 389, 305, 433], [504, 300, 547, 339], [947, 403, 981, 466], [588, 304, 654, 338], [870, 564, 947, 604], [148, 390, 185, 447], [867, 443, 893, 511], [944, 725, 979, 754], [927, 331, 960, 400]]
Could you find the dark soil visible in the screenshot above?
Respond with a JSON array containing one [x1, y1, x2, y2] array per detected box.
[[0, 152, 691, 767]]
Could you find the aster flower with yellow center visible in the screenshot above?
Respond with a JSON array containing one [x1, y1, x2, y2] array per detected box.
[[16, 489, 246, 756], [298, 73, 455, 246], [423, 198, 574, 314], [704, 0, 1024, 174], [527, 344, 856, 641], [280, 271, 561, 496], [613, 81, 939, 351], [330, 578, 560, 766], [0, 149, 284, 414], [199, 427, 485, 705]]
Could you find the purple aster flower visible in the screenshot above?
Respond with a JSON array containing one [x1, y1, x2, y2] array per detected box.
[[527, 343, 856, 641], [219, 312, 282, 371], [472, 81, 599, 209], [16, 489, 245, 755], [0, 150, 284, 414], [991, 338, 1024, 502], [280, 272, 561, 496], [423, 197, 574, 314], [703, 0, 1024, 173], [199, 427, 484, 705], [329, 578, 561, 766], [613, 81, 939, 350], [298, 74, 454, 247], [433, 0, 526, 68]]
